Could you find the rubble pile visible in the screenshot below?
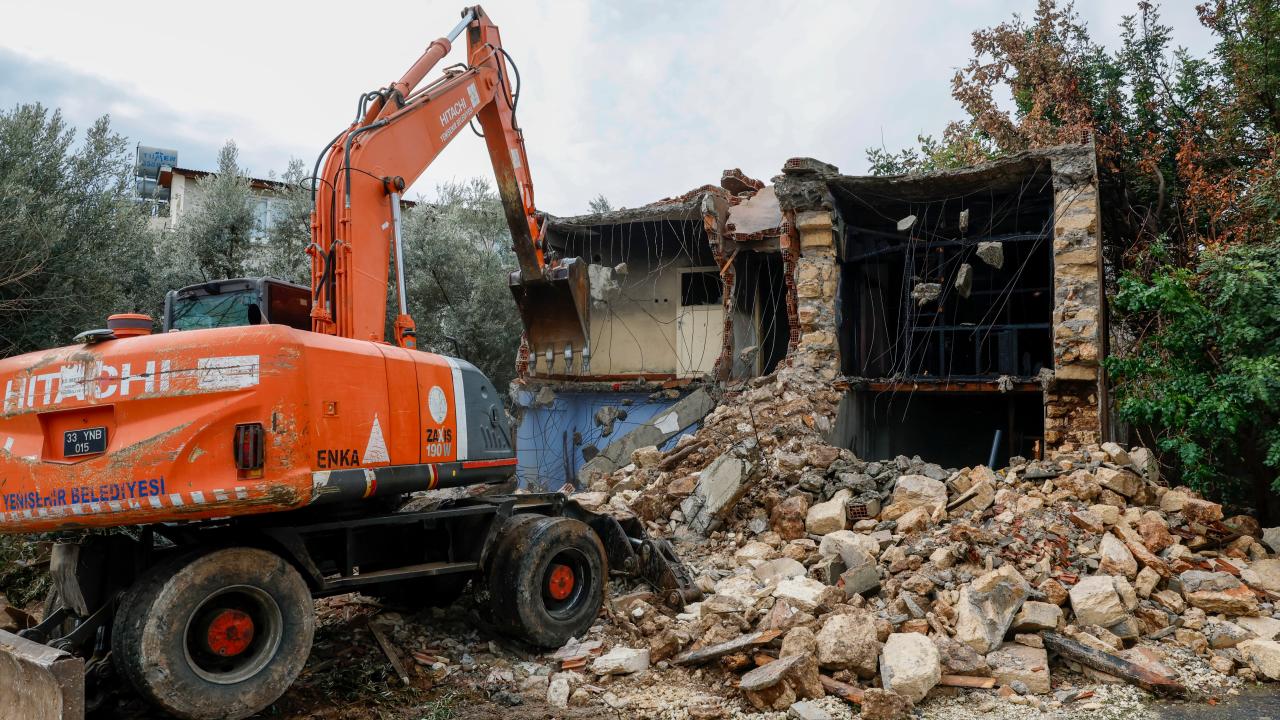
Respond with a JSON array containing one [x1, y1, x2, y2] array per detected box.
[[551, 365, 1280, 718]]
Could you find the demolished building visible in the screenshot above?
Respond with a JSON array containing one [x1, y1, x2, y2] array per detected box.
[[512, 143, 1108, 488]]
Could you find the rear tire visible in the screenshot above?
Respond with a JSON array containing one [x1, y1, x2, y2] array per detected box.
[[485, 516, 605, 648], [110, 547, 314, 720]]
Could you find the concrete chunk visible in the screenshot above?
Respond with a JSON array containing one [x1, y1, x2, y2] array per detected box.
[[591, 647, 649, 675], [681, 454, 754, 535], [954, 566, 1029, 654], [1069, 576, 1128, 628], [880, 633, 941, 703], [987, 642, 1051, 694]]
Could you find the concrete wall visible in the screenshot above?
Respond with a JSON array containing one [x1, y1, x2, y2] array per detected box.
[[586, 254, 680, 375]]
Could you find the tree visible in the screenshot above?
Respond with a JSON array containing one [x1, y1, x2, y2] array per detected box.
[[159, 141, 257, 286], [254, 158, 313, 284], [0, 103, 158, 356], [399, 178, 524, 392], [588, 193, 613, 214], [1107, 239, 1280, 518]]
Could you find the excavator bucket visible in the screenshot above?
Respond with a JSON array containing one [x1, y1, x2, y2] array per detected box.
[[0, 629, 84, 720], [509, 258, 591, 373]]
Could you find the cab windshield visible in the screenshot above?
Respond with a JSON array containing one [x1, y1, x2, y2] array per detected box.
[[169, 289, 263, 331]]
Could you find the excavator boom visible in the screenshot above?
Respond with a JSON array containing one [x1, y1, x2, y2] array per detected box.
[[309, 6, 589, 361]]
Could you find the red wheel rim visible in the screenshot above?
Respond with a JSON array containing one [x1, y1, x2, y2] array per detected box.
[[547, 563, 575, 601], [205, 609, 255, 657]]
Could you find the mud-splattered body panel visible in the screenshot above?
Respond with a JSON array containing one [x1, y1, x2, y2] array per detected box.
[[0, 325, 505, 533]]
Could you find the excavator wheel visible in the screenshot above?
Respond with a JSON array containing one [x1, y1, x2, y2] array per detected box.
[[485, 515, 605, 648], [111, 547, 314, 720]]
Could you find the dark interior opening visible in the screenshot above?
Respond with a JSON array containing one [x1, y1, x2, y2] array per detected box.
[[849, 389, 1044, 468], [833, 163, 1056, 381], [549, 218, 716, 269], [681, 271, 722, 306], [733, 251, 791, 376]]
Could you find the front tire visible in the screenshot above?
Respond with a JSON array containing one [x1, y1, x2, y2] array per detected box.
[[111, 547, 314, 720], [486, 516, 605, 648]]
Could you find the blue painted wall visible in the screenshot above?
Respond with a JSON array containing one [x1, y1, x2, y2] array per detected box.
[[512, 388, 700, 490]]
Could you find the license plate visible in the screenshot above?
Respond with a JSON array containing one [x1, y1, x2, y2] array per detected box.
[[64, 427, 107, 457]]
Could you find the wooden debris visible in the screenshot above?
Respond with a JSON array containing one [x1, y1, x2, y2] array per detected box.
[[819, 674, 865, 704], [1042, 632, 1185, 697], [659, 440, 708, 471], [368, 620, 411, 686], [672, 629, 781, 666]]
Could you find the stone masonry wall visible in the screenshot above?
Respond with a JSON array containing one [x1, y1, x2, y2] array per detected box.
[[791, 210, 841, 381], [1045, 148, 1106, 451]]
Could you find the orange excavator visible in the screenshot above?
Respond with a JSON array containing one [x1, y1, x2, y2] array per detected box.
[[0, 8, 694, 720]]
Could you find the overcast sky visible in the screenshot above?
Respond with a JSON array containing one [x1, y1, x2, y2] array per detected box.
[[0, 1, 1214, 214]]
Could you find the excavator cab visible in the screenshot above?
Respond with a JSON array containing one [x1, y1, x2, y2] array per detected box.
[[163, 278, 311, 332]]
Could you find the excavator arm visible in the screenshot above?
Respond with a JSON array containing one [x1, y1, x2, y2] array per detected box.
[[309, 6, 588, 358]]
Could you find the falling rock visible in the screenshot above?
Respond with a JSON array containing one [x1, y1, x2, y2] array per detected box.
[[681, 454, 754, 535], [1179, 570, 1259, 615], [787, 700, 831, 720], [880, 632, 941, 703], [1095, 467, 1141, 498], [591, 646, 649, 675], [772, 495, 810, 541], [805, 490, 850, 536], [860, 688, 914, 720], [816, 611, 882, 677], [1239, 639, 1280, 680], [819, 530, 880, 565], [954, 263, 973, 298], [987, 642, 1051, 694], [1069, 575, 1128, 628], [1242, 559, 1280, 594], [1182, 497, 1224, 525], [755, 558, 808, 584], [976, 241, 1004, 269], [1012, 601, 1063, 632], [780, 626, 825, 700], [1099, 533, 1138, 578], [932, 635, 991, 676], [890, 475, 948, 516], [911, 282, 942, 306], [954, 565, 1029, 654]]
